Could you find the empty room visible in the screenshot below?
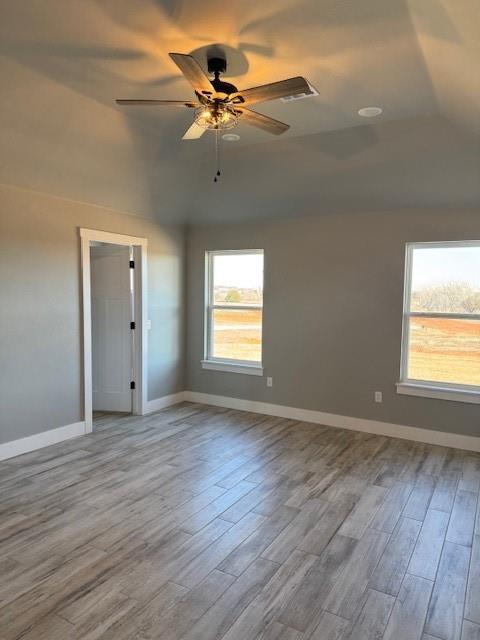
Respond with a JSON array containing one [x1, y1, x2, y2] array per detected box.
[[1, 1, 480, 639]]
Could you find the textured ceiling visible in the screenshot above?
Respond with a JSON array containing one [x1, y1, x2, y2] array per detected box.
[[0, 0, 478, 222]]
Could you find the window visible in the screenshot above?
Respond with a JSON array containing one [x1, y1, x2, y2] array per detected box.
[[203, 250, 264, 374], [398, 241, 480, 403]]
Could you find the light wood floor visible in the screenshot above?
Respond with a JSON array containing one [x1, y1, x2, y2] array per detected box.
[[1, 403, 479, 640]]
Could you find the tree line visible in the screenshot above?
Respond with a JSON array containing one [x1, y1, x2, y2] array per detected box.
[[411, 281, 480, 314]]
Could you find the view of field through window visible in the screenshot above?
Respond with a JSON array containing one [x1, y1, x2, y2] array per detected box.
[[210, 252, 263, 362], [407, 245, 480, 386]]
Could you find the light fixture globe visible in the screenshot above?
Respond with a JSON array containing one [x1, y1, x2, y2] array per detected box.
[[194, 103, 238, 130]]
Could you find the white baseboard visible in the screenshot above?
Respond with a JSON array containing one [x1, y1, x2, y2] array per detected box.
[[184, 391, 480, 453], [0, 421, 86, 461], [144, 391, 187, 414], [3, 392, 476, 462]]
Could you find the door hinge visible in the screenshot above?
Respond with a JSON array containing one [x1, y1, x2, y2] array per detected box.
[[130, 321, 135, 330], [129, 260, 135, 269], [130, 381, 135, 390]]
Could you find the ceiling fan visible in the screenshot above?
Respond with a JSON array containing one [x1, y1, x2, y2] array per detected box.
[[116, 51, 313, 179]]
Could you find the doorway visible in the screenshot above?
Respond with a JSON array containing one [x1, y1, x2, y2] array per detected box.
[[80, 229, 148, 433], [91, 243, 133, 416]]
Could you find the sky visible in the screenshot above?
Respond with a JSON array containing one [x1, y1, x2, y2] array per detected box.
[[411, 246, 480, 291], [212, 247, 480, 291], [214, 253, 263, 289]]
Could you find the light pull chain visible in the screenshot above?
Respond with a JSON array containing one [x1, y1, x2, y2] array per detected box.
[[214, 129, 221, 182]]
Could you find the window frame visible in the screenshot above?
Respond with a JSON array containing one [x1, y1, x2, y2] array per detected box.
[[398, 240, 480, 404], [203, 249, 264, 375]]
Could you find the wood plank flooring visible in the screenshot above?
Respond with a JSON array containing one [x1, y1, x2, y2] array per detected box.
[[0, 402, 479, 639]]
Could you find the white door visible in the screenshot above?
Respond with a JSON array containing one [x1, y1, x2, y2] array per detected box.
[[91, 244, 132, 412]]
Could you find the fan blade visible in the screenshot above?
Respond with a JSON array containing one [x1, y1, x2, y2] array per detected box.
[[239, 108, 289, 135], [116, 99, 198, 107], [169, 53, 214, 95], [182, 122, 206, 140], [236, 76, 312, 105]]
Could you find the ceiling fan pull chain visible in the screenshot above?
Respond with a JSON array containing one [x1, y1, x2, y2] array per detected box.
[[214, 129, 221, 182]]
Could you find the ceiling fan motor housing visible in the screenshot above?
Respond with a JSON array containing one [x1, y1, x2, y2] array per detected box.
[[211, 77, 238, 95]]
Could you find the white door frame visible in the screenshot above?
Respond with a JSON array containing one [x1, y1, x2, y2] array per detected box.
[[80, 228, 148, 433]]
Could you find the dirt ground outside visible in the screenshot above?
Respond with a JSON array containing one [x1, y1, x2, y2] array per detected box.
[[408, 316, 480, 386], [212, 309, 262, 362], [212, 311, 480, 385]]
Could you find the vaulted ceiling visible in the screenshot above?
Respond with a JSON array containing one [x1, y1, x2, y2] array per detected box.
[[1, 0, 478, 222]]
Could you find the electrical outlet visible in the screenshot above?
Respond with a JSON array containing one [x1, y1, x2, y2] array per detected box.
[[374, 391, 383, 403], [266, 377, 273, 388], [146, 319, 152, 330]]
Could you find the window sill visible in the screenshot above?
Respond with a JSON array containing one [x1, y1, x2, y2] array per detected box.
[[201, 360, 264, 376], [396, 382, 480, 405]]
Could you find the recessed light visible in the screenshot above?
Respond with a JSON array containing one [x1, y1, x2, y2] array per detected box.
[[222, 133, 240, 142], [358, 106, 383, 118]]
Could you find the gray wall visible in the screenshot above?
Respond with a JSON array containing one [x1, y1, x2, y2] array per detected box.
[[186, 209, 480, 439], [3, 186, 479, 446], [0, 184, 185, 445]]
